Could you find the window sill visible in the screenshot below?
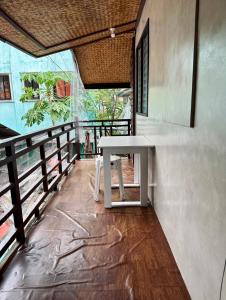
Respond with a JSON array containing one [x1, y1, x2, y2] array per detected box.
[[24, 99, 39, 102], [136, 112, 148, 117]]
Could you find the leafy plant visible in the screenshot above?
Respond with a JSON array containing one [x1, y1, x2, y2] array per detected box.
[[81, 89, 124, 120], [20, 71, 72, 127]]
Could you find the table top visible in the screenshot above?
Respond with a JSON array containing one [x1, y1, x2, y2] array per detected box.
[[98, 136, 151, 148]]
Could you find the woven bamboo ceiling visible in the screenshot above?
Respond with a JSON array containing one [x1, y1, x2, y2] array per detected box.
[[0, 0, 144, 88]]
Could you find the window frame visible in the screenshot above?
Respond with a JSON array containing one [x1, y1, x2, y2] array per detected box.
[[136, 19, 149, 117], [23, 78, 40, 101], [0, 74, 12, 101]]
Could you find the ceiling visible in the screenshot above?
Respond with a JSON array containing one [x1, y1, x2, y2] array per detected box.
[[0, 0, 144, 88]]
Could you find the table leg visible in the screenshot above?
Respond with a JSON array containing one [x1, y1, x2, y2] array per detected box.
[[140, 148, 148, 206], [134, 153, 140, 184], [103, 149, 112, 208]]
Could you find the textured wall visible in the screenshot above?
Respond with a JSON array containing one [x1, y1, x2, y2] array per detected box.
[[136, 0, 196, 126], [0, 42, 75, 134], [136, 0, 226, 299]]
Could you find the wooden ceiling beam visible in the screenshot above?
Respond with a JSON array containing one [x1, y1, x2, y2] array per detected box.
[[0, 7, 136, 53], [0, 8, 46, 49]]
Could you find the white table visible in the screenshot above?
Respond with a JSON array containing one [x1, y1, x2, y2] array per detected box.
[[98, 136, 150, 208]]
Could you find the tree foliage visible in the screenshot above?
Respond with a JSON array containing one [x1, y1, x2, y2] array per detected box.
[[20, 71, 72, 127], [81, 89, 124, 120]]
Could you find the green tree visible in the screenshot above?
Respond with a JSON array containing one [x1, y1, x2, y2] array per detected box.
[[20, 71, 72, 127], [82, 89, 124, 120]]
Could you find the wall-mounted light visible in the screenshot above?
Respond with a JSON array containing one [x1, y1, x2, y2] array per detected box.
[[110, 28, 115, 38]]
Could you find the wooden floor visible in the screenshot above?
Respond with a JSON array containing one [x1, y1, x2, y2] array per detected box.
[[0, 160, 190, 300]]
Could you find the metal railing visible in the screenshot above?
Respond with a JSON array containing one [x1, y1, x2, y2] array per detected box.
[[0, 122, 78, 259], [78, 119, 131, 158]]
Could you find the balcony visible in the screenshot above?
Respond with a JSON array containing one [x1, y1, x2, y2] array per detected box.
[[0, 121, 190, 299]]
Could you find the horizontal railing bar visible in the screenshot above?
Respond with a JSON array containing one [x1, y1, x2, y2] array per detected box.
[[60, 138, 75, 151], [0, 122, 75, 147], [15, 128, 74, 159], [0, 156, 12, 168], [79, 125, 128, 128], [61, 152, 69, 161], [46, 162, 60, 177], [80, 153, 96, 156], [62, 159, 74, 173], [0, 120, 78, 261], [18, 160, 43, 183], [21, 154, 77, 217], [60, 141, 69, 150], [20, 177, 44, 204], [111, 135, 130, 137], [0, 207, 15, 226], [0, 229, 17, 258], [45, 148, 59, 161], [62, 164, 70, 173], [70, 153, 77, 163], [0, 183, 13, 198], [23, 192, 47, 227], [23, 152, 77, 225], [79, 119, 131, 123], [48, 174, 61, 190]]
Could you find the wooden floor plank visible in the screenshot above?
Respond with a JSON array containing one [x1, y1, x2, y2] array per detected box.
[[0, 160, 190, 300]]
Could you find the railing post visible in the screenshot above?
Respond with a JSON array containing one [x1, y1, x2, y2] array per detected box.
[[57, 138, 63, 175], [66, 132, 70, 163], [40, 144, 48, 192], [94, 126, 97, 155], [74, 122, 80, 160], [128, 119, 131, 136], [5, 143, 25, 244]]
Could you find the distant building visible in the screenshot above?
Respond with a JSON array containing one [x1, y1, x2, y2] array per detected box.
[[0, 42, 77, 136]]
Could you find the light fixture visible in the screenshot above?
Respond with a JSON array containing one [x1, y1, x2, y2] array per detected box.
[[110, 28, 115, 38]]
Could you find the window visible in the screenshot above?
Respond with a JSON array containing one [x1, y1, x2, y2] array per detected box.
[[136, 20, 149, 116], [0, 75, 11, 100], [24, 79, 39, 99], [54, 80, 71, 98]]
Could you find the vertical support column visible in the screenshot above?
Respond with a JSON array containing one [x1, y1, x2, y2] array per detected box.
[[5, 143, 25, 244], [103, 148, 112, 208], [74, 122, 80, 160], [74, 141, 80, 161], [140, 148, 148, 206]]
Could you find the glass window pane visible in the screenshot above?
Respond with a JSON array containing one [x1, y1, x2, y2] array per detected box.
[[142, 33, 149, 115], [3, 76, 11, 100], [137, 47, 142, 113], [0, 75, 11, 100], [0, 76, 4, 99]]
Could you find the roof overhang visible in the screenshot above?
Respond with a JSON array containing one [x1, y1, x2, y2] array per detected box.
[[0, 0, 145, 87], [0, 124, 19, 139]]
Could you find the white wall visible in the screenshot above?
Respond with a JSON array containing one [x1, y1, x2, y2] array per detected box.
[[136, 0, 226, 299]]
